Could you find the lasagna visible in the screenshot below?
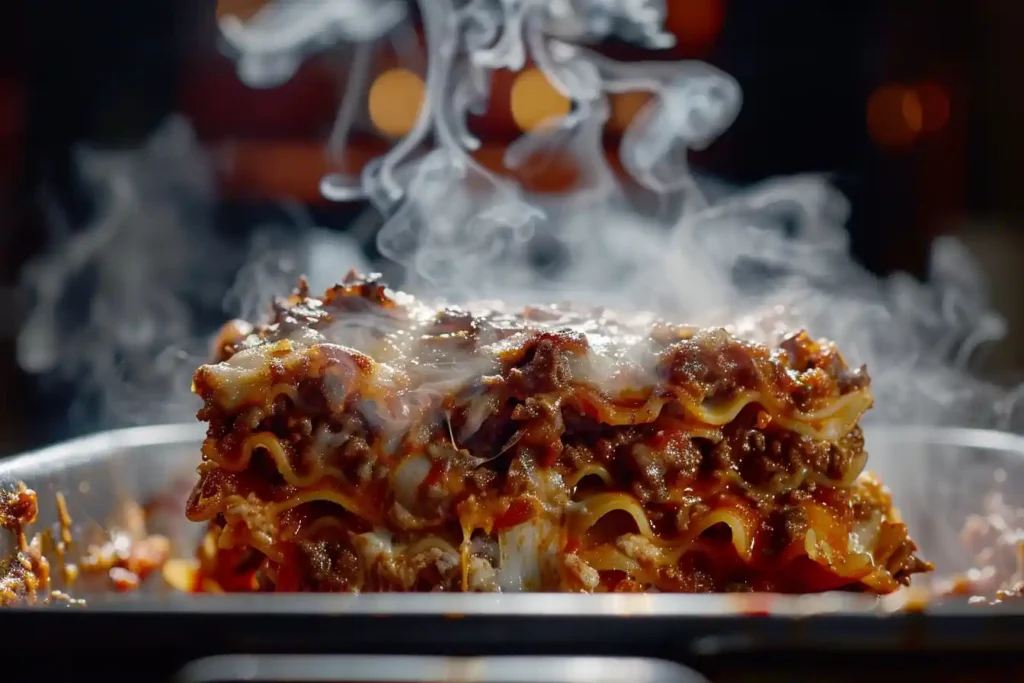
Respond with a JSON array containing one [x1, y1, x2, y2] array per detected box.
[[186, 271, 932, 593]]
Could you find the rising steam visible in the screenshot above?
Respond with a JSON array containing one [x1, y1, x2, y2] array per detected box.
[[220, 0, 1017, 432], [16, 119, 224, 425], [15, 120, 367, 427], [15, 0, 1024, 439]]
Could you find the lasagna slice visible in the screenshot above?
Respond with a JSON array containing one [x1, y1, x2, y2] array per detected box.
[[185, 271, 932, 593]]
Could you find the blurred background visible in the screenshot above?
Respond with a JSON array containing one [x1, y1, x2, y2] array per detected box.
[[0, 0, 1022, 454]]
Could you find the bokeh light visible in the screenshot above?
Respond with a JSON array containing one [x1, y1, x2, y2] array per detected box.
[[868, 81, 951, 148], [901, 89, 924, 134], [510, 68, 572, 132], [868, 83, 921, 148], [369, 68, 425, 139]]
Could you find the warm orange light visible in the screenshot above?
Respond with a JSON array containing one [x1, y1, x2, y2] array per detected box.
[[867, 83, 921, 149], [666, 0, 725, 53], [510, 68, 572, 132], [609, 91, 653, 133], [214, 140, 630, 203], [915, 82, 950, 132], [216, 0, 270, 22], [901, 89, 923, 134], [368, 68, 426, 139]]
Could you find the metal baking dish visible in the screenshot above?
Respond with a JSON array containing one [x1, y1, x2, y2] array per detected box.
[[2, 424, 1024, 681]]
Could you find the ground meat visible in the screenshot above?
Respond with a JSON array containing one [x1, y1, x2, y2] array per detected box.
[[0, 486, 37, 530], [779, 331, 870, 394], [507, 336, 579, 396], [706, 410, 865, 489], [888, 539, 936, 585], [659, 329, 762, 403], [628, 444, 669, 503], [299, 540, 362, 591], [427, 306, 477, 335], [625, 432, 703, 504], [763, 505, 809, 556], [512, 398, 566, 464]]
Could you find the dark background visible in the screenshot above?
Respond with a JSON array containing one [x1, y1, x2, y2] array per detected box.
[[1, 0, 1022, 454]]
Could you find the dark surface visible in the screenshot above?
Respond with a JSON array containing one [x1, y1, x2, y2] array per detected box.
[[3, 607, 1024, 682]]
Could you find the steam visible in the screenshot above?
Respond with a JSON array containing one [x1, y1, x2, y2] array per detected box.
[[14, 0, 1024, 440], [219, 0, 408, 88], [220, 0, 1018, 432], [15, 119, 367, 428], [16, 119, 223, 425], [8, 0, 1024, 594]]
